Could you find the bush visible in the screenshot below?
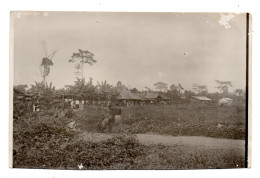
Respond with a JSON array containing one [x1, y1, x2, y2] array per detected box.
[[13, 113, 78, 168], [12, 106, 246, 169], [65, 109, 77, 118], [13, 131, 245, 169], [13, 132, 147, 169]]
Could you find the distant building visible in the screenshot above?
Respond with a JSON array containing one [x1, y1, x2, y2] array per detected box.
[[115, 91, 144, 105], [191, 96, 212, 104], [116, 91, 173, 105], [181, 96, 186, 100], [218, 98, 233, 106]]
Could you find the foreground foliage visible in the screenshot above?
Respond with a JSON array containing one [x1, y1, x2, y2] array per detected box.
[[13, 110, 245, 169]]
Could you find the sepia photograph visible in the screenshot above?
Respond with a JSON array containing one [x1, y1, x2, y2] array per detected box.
[[10, 11, 249, 170]]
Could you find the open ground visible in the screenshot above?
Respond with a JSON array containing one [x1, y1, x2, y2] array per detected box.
[[13, 103, 246, 169]]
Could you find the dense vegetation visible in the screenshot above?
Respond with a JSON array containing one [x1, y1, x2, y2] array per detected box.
[[13, 103, 246, 169], [13, 111, 244, 169]]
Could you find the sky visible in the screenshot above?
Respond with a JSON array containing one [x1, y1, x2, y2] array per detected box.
[[12, 12, 247, 92]]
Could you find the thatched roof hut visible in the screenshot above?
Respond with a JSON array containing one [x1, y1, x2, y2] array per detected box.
[[115, 91, 132, 100]]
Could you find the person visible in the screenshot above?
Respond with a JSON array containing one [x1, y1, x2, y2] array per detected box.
[[33, 103, 36, 112], [75, 99, 80, 109], [64, 99, 70, 109], [108, 103, 121, 122], [27, 101, 32, 113], [107, 103, 122, 131], [81, 100, 85, 109], [36, 104, 40, 112], [79, 101, 83, 110], [70, 100, 74, 109]]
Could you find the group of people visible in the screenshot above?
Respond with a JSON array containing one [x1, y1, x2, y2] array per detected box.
[[65, 99, 85, 110], [63, 99, 112, 110]]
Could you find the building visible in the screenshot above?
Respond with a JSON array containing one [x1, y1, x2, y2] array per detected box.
[[218, 98, 233, 106], [191, 96, 212, 104], [116, 91, 173, 105]]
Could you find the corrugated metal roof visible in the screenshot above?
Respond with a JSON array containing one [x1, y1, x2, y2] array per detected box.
[[192, 96, 212, 101], [221, 98, 233, 101], [116, 92, 172, 100]]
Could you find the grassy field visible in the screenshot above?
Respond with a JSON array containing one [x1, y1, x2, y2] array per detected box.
[[73, 104, 246, 139], [12, 103, 246, 169], [121, 104, 246, 139]]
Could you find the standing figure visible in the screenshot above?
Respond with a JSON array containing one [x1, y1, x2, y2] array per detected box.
[[33, 103, 36, 112], [107, 103, 122, 131], [79, 101, 83, 110], [75, 99, 79, 109], [82, 100, 84, 110], [70, 100, 74, 109]]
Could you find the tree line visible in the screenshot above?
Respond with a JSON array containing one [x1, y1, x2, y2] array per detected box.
[[14, 47, 246, 103]]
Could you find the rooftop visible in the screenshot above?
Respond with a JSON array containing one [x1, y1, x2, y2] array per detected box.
[[192, 96, 212, 101]]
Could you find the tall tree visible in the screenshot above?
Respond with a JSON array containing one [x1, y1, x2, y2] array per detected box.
[[234, 89, 244, 96], [28, 81, 55, 105], [176, 83, 184, 93], [184, 90, 193, 98], [40, 41, 58, 83], [116, 81, 128, 91], [97, 80, 119, 100], [69, 49, 97, 79], [66, 77, 100, 98], [130, 88, 138, 93], [144, 86, 152, 92], [215, 80, 232, 94], [167, 84, 180, 100], [183, 90, 194, 101], [169, 84, 178, 95], [154, 82, 168, 92]]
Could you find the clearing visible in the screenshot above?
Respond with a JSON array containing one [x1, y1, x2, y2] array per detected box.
[[78, 131, 245, 153]]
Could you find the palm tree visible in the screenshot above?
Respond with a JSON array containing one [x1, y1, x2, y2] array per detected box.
[[40, 41, 58, 83], [69, 49, 97, 79], [65, 78, 98, 100], [97, 80, 119, 100], [28, 81, 56, 105]]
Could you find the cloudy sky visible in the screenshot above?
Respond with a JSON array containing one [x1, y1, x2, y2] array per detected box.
[[12, 12, 247, 92]]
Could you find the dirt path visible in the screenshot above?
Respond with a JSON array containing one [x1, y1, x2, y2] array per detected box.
[[78, 132, 245, 151], [135, 134, 245, 151]]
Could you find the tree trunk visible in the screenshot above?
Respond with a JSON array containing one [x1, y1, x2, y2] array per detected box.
[[81, 60, 84, 79]]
